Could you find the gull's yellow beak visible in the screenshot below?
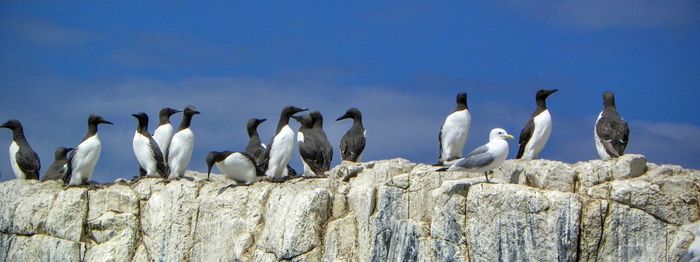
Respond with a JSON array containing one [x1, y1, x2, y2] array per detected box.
[[505, 134, 515, 139]]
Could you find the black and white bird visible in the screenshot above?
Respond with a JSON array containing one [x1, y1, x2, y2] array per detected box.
[[336, 108, 365, 162], [1, 120, 40, 180], [293, 111, 333, 177], [262, 106, 307, 181], [438, 128, 514, 182], [206, 151, 262, 185], [132, 112, 166, 178], [167, 105, 200, 179], [244, 118, 267, 165], [42, 147, 73, 182], [595, 91, 629, 160], [437, 92, 471, 165], [67, 114, 112, 185], [516, 89, 558, 160], [153, 107, 181, 161]]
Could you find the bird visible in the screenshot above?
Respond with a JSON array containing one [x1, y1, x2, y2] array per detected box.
[[336, 108, 366, 162], [244, 118, 267, 165], [516, 89, 558, 160], [167, 105, 200, 180], [595, 91, 629, 160], [680, 227, 700, 262], [42, 147, 73, 182], [0, 119, 40, 180], [205, 151, 262, 185], [437, 92, 471, 166], [262, 106, 308, 181], [66, 114, 112, 186], [438, 128, 514, 182], [293, 111, 333, 177], [310, 111, 333, 172], [132, 112, 166, 178], [153, 107, 181, 162]]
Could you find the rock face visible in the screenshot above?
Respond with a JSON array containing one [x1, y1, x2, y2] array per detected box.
[[0, 154, 698, 261]]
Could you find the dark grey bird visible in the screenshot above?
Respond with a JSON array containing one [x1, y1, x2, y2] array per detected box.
[[66, 114, 112, 185], [262, 106, 308, 180], [594, 91, 630, 160], [206, 151, 262, 185], [244, 118, 267, 166], [336, 108, 366, 162], [1, 120, 41, 180], [292, 111, 333, 177], [517, 89, 558, 160], [42, 147, 73, 182], [132, 112, 166, 178]]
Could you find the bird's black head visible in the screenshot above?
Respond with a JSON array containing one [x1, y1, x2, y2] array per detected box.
[[536, 89, 558, 100], [247, 118, 267, 129], [205, 151, 226, 179], [132, 112, 149, 130], [336, 108, 362, 121], [291, 114, 313, 129], [309, 111, 324, 128], [456, 92, 468, 110], [0, 119, 23, 132], [603, 91, 616, 108], [282, 106, 308, 118], [183, 105, 201, 116], [89, 114, 113, 126], [54, 147, 74, 160], [158, 108, 181, 124]]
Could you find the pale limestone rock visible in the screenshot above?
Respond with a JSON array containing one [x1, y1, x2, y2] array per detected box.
[[258, 180, 331, 259], [141, 179, 200, 261], [465, 184, 580, 261], [0, 154, 698, 262]]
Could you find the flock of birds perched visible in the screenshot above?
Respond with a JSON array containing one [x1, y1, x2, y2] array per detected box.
[[0, 90, 629, 186]]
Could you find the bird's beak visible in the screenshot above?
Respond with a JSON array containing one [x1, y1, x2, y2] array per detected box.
[[101, 120, 113, 125], [131, 114, 139, 118], [193, 110, 201, 115], [505, 134, 515, 139], [0, 122, 9, 129], [336, 113, 350, 121], [259, 118, 267, 123]]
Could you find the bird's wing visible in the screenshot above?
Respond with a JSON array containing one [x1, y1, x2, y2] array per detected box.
[[148, 136, 167, 177], [453, 145, 494, 169], [596, 117, 629, 157], [438, 124, 444, 161], [517, 119, 535, 159], [64, 149, 76, 184], [16, 149, 40, 179], [340, 132, 366, 162], [299, 136, 325, 175]]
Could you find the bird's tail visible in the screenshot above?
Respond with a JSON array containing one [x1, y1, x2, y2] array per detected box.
[[435, 167, 449, 172]]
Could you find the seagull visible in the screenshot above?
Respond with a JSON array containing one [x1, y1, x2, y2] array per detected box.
[[437, 128, 514, 182]]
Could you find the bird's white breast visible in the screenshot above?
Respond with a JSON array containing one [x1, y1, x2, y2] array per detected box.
[[8, 141, 24, 179], [69, 135, 102, 185], [441, 109, 471, 160], [153, 123, 173, 158], [168, 128, 194, 179], [216, 153, 258, 184], [265, 125, 295, 178], [522, 110, 552, 160], [297, 131, 305, 143], [594, 112, 610, 160], [133, 132, 158, 176]]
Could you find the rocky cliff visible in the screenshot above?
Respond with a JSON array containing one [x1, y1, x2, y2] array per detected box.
[[0, 155, 698, 261]]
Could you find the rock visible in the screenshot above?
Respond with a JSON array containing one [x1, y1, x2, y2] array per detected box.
[[0, 154, 697, 261]]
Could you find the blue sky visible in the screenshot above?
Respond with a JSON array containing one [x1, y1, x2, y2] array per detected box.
[[1, 1, 698, 182]]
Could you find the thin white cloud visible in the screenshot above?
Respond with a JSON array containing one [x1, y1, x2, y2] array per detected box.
[[5, 19, 94, 47], [496, 0, 700, 30]]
